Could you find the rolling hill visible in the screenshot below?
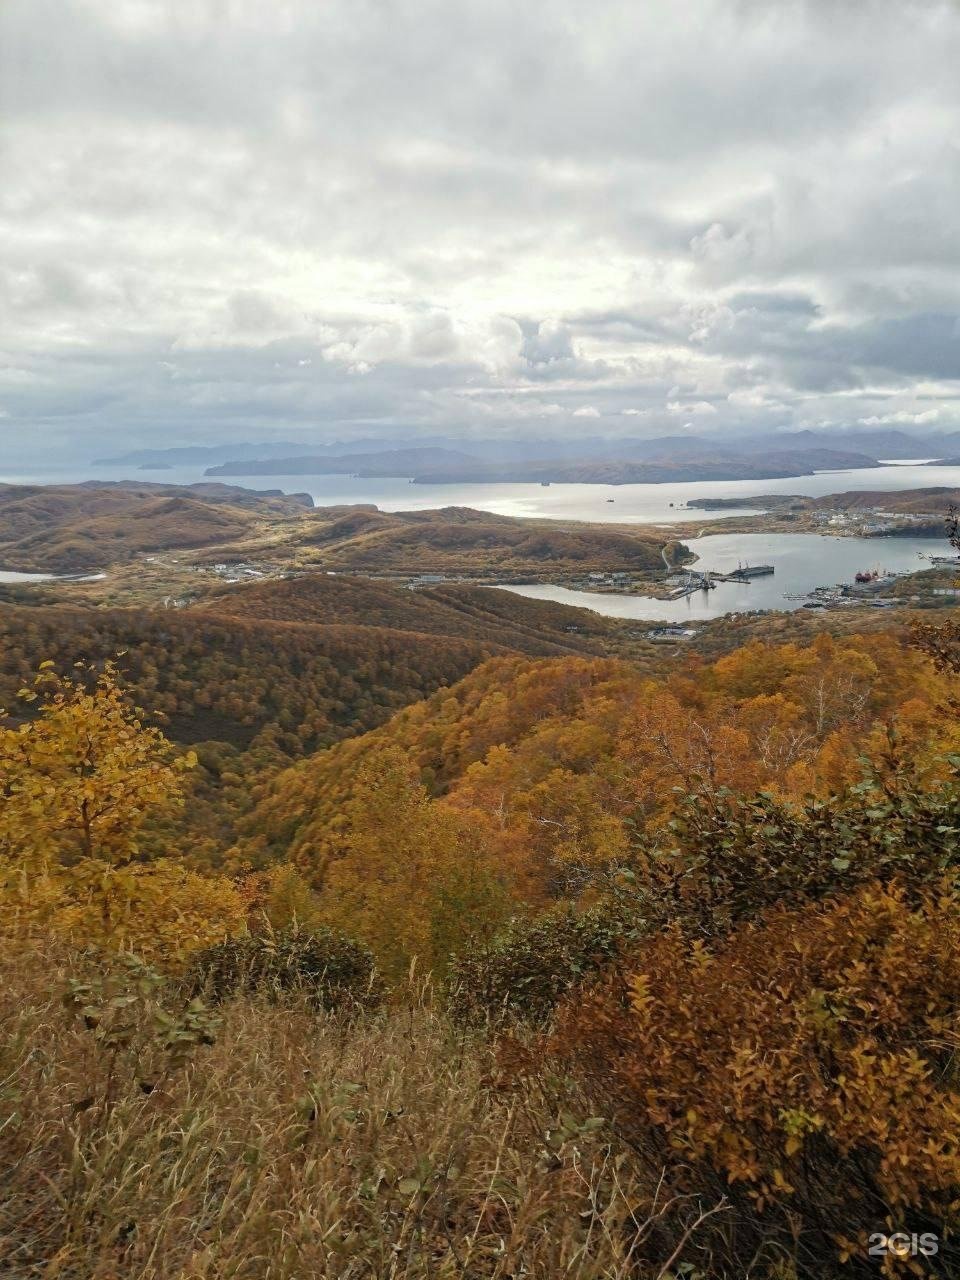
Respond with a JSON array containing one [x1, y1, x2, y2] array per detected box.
[[0, 480, 681, 582], [689, 487, 960, 517], [0, 482, 312, 573], [296, 505, 678, 573]]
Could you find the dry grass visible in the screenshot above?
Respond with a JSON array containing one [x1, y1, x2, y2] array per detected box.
[[0, 944, 706, 1280]]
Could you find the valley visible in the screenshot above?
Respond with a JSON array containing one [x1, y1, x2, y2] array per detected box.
[[2, 474, 936, 872], [3, 470, 953, 893]]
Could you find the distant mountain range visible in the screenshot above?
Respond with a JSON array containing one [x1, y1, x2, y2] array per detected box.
[[403, 448, 881, 485], [205, 447, 481, 478], [205, 442, 882, 485], [95, 426, 960, 466], [93, 428, 960, 488]]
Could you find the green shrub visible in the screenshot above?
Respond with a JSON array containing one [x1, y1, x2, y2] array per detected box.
[[639, 755, 960, 941], [187, 924, 381, 1011], [447, 900, 640, 1026]]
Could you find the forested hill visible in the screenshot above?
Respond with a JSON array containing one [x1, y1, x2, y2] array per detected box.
[[199, 573, 612, 655], [0, 604, 506, 754], [232, 629, 946, 877], [0, 585, 620, 861]]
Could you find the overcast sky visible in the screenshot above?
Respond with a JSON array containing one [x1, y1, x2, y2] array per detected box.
[[2, 0, 960, 462]]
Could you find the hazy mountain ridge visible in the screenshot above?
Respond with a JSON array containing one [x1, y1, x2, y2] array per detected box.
[[93, 426, 960, 474], [205, 447, 481, 477], [195, 432, 889, 485], [406, 447, 881, 484]]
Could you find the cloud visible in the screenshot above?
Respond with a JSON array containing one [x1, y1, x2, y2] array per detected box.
[[859, 409, 942, 426], [1, 0, 959, 462], [667, 400, 718, 416]]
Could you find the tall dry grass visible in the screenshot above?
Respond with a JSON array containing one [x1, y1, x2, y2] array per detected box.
[[0, 944, 707, 1280]]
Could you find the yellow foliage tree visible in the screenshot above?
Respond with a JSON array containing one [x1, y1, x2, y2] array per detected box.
[[316, 746, 517, 981], [0, 661, 244, 961]]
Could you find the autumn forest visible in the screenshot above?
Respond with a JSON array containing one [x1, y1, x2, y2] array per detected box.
[[4, 494, 960, 1278], [10, 0, 960, 1270]]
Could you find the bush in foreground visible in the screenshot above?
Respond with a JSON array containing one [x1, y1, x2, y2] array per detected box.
[[553, 879, 960, 1276], [188, 923, 382, 1011], [447, 899, 642, 1025]]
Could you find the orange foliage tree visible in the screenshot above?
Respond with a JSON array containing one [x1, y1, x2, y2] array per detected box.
[[238, 634, 953, 902]]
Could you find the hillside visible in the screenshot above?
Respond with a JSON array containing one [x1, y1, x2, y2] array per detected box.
[[0, 482, 311, 573], [5, 596, 958, 1279], [689, 486, 960, 515], [0, 604, 506, 752], [0, 566, 917, 864], [0, 480, 682, 586], [200, 573, 612, 656], [814, 486, 960, 513], [0, 601, 517, 862], [233, 628, 942, 875], [0, 572, 638, 860], [296, 505, 676, 573]]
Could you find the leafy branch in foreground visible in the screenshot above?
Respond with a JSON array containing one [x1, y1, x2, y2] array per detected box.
[[0, 660, 244, 960]]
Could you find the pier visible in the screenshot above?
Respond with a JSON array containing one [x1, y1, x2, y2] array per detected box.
[[669, 569, 716, 598]]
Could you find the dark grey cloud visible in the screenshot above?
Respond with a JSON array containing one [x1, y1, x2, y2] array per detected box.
[[1, 0, 960, 463]]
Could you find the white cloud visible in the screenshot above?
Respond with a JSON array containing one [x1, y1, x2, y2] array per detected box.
[[667, 400, 717, 416], [1, 0, 960, 459], [859, 409, 942, 426]]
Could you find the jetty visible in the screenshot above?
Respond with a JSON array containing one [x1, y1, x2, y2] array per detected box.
[[669, 569, 716, 598]]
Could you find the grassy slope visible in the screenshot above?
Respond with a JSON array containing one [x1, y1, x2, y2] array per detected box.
[[0, 488, 253, 573], [0, 946, 659, 1280], [296, 506, 674, 573]]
